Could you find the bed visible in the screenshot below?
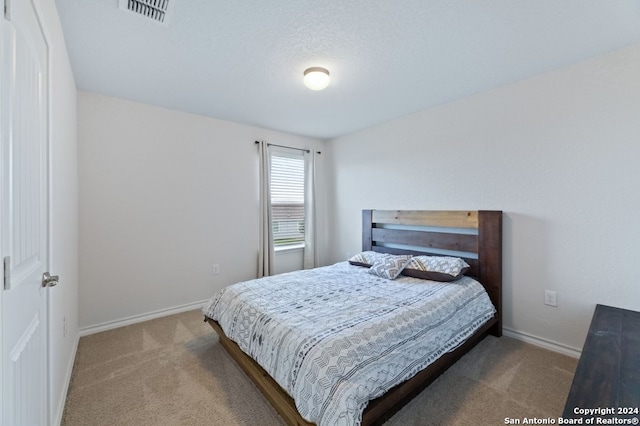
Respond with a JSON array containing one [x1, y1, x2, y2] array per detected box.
[[203, 210, 502, 426]]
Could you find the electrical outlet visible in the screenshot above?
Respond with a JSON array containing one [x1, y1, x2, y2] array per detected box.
[[544, 290, 557, 307], [212, 264, 220, 275]]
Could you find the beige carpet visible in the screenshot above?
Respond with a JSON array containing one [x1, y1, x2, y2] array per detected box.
[[62, 310, 577, 426]]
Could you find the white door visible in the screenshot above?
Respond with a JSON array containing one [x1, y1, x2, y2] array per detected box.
[[1, 0, 51, 424]]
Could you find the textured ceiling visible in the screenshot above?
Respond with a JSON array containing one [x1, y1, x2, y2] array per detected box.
[[56, 0, 640, 139]]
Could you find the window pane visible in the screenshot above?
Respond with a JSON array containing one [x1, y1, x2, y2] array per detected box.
[[271, 154, 305, 246]]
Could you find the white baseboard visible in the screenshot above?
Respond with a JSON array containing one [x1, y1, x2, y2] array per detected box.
[[79, 300, 209, 337], [503, 327, 582, 358], [53, 331, 80, 426]]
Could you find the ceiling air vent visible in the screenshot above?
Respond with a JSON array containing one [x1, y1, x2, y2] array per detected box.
[[119, 0, 174, 25]]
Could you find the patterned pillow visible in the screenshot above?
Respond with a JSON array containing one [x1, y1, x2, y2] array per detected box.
[[368, 254, 413, 280], [402, 256, 470, 282], [348, 251, 386, 267]]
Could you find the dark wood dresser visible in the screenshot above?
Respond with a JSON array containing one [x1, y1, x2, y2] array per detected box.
[[563, 304, 640, 421]]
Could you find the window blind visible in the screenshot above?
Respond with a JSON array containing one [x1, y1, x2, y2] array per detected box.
[[270, 154, 305, 247]]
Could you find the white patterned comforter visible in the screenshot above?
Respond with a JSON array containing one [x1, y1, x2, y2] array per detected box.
[[203, 262, 496, 426]]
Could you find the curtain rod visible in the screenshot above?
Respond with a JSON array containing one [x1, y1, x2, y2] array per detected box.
[[255, 140, 321, 154]]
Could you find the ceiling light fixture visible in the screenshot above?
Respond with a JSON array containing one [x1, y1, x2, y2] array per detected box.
[[303, 67, 330, 91]]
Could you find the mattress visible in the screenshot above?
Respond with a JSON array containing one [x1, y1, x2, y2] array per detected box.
[[203, 261, 496, 426]]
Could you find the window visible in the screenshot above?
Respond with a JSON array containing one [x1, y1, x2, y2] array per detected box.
[[270, 152, 305, 248]]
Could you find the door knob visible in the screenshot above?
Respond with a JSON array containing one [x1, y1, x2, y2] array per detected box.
[[42, 272, 59, 287]]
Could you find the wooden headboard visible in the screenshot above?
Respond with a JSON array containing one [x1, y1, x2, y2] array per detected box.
[[362, 210, 502, 336]]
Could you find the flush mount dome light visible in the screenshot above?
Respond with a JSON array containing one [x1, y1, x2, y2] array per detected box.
[[303, 67, 330, 90]]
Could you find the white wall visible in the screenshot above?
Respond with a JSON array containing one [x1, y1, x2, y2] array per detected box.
[[77, 92, 326, 329], [274, 247, 304, 275], [325, 44, 640, 352]]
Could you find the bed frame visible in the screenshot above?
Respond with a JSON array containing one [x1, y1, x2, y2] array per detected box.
[[206, 210, 502, 426]]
